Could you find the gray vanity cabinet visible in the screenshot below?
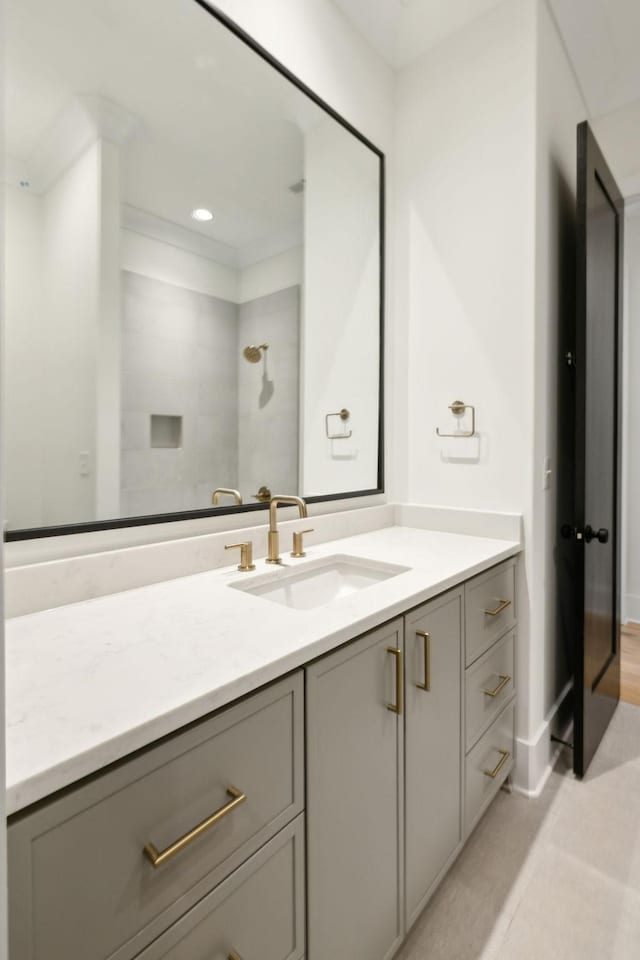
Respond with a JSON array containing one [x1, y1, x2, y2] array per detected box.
[[8, 673, 304, 960], [404, 588, 463, 930], [306, 619, 405, 960], [8, 559, 518, 960]]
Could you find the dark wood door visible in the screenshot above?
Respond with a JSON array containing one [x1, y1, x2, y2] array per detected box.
[[573, 121, 623, 777]]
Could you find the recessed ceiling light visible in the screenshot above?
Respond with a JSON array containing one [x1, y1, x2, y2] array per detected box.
[[191, 207, 214, 222]]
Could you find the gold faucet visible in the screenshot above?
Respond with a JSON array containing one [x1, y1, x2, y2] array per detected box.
[[212, 488, 242, 506], [225, 541, 255, 571], [266, 495, 308, 564]]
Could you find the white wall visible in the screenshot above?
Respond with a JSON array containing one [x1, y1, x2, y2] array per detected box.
[[395, 0, 536, 515], [239, 246, 302, 303], [96, 139, 122, 519], [3, 185, 45, 529], [395, 0, 537, 767], [40, 142, 101, 526], [624, 202, 640, 623], [5, 141, 124, 529], [302, 118, 381, 495]]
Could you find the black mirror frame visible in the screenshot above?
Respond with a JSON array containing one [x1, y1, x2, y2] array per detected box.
[[4, 0, 385, 542]]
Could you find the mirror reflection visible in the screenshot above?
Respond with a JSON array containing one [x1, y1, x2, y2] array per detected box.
[[2, 0, 382, 534]]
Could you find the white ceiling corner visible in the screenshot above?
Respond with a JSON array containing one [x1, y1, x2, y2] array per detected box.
[[333, 0, 640, 197], [331, 0, 504, 69], [548, 0, 640, 118], [547, 0, 640, 196]]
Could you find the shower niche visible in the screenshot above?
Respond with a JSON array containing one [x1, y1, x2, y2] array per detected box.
[[150, 415, 183, 450]]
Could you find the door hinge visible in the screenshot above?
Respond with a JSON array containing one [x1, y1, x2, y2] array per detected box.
[[565, 351, 575, 368], [551, 735, 574, 750]]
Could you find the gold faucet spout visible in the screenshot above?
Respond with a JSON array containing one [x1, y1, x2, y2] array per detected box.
[[212, 488, 243, 506], [269, 495, 307, 531], [266, 495, 307, 563]]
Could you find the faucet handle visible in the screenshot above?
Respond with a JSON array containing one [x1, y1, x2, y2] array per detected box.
[[225, 541, 256, 572], [291, 529, 314, 559]]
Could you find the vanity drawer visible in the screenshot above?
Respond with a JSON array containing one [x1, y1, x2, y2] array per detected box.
[[9, 672, 304, 960], [464, 701, 515, 837], [465, 630, 515, 751], [465, 560, 516, 666], [137, 815, 305, 960]]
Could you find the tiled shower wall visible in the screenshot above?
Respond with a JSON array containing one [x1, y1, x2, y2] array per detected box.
[[121, 271, 299, 515], [121, 271, 238, 516], [237, 287, 300, 503]]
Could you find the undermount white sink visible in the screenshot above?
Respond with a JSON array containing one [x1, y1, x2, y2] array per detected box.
[[230, 554, 410, 610]]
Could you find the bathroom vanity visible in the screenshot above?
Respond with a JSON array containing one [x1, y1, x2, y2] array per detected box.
[[4, 1, 524, 956], [6, 526, 518, 960]]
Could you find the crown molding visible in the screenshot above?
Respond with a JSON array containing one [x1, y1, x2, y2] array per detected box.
[[27, 95, 139, 194], [123, 204, 303, 271], [122, 204, 240, 268]]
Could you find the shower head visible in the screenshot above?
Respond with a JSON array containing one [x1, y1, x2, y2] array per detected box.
[[243, 343, 269, 363]]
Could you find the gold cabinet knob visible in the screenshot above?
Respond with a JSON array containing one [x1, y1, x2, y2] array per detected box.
[[225, 541, 256, 572], [291, 529, 314, 558]]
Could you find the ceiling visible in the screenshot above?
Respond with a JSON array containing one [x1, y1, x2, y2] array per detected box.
[[332, 0, 503, 69], [334, 0, 640, 197], [547, 0, 640, 198], [548, 0, 640, 118], [4, 0, 329, 261]]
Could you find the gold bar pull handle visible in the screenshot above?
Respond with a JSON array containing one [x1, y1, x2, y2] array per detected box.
[[143, 785, 246, 867], [484, 749, 511, 779], [416, 630, 431, 691], [483, 598, 511, 617], [483, 674, 511, 698], [386, 646, 403, 715]]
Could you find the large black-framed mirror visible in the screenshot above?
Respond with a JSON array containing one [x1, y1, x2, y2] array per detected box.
[[2, 0, 384, 541]]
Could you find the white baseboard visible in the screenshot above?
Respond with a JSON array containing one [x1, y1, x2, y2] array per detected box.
[[513, 680, 573, 797], [624, 594, 640, 625]]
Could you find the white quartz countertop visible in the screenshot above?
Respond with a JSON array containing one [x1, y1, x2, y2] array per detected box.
[[6, 525, 519, 815]]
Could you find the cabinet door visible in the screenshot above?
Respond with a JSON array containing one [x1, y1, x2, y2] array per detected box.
[[306, 619, 404, 960], [405, 589, 463, 929]]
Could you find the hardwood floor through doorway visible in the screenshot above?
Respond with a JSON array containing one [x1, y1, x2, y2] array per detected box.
[[621, 621, 640, 706]]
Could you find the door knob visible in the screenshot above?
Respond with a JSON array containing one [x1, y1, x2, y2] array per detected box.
[[584, 525, 609, 544]]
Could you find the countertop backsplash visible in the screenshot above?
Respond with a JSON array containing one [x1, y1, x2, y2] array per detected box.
[[4, 503, 522, 618]]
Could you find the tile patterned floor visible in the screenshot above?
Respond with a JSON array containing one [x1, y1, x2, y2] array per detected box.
[[399, 702, 640, 960]]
